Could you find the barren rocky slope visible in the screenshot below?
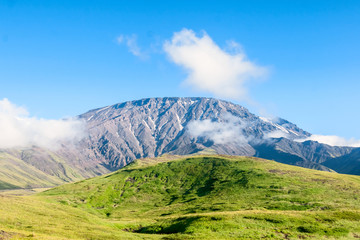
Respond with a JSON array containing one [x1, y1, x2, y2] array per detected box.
[[61, 97, 353, 172]]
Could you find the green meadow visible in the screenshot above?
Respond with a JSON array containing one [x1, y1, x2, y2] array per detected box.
[[1, 155, 360, 239]]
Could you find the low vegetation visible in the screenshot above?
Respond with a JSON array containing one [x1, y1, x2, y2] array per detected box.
[[1, 155, 360, 239], [0, 150, 85, 190]]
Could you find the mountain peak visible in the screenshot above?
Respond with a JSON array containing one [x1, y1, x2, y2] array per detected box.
[[76, 97, 313, 169]]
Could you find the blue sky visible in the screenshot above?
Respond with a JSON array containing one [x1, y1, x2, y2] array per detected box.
[[1, 0, 360, 139]]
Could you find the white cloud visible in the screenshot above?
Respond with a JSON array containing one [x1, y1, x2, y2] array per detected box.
[[187, 114, 249, 144], [0, 98, 86, 149], [263, 130, 290, 139], [164, 29, 267, 100], [117, 34, 147, 59], [296, 134, 360, 147]]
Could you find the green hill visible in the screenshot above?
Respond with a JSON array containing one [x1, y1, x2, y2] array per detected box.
[[1, 155, 360, 239]]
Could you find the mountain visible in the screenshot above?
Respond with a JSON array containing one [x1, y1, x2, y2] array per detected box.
[[253, 137, 352, 171], [71, 97, 307, 168], [0, 97, 358, 190], [2, 155, 358, 239], [323, 148, 360, 175], [60, 97, 355, 173]]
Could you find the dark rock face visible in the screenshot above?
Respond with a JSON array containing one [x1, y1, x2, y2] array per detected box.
[[252, 138, 352, 171], [323, 148, 360, 175], [58, 97, 357, 174]]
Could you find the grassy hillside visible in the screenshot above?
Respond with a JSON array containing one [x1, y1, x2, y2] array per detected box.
[[0, 148, 108, 190], [1, 155, 360, 239], [0, 194, 153, 240]]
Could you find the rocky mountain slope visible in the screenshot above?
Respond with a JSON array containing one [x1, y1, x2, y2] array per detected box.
[[62, 97, 355, 173], [72, 97, 309, 169], [323, 148, 360, 175]]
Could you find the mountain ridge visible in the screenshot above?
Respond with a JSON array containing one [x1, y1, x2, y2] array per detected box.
[[73, 97, 312, 169], [71, 97, 350, 171]]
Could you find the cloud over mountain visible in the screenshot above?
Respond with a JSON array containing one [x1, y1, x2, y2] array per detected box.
[[296, 134, 360, 147], [0, 98, 86, 149], [187, 114, 249, 144]]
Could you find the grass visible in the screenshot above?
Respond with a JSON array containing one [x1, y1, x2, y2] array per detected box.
[[0, 150, 85, 190], [0, 148, 110, 190], [1, 155, 360, 239], [0, 194, 157, 240]]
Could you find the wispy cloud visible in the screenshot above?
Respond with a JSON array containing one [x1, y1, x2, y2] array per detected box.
[[0, 98, 86, 149], [187, 114, 249, 144], [263, 130, 290, 139], [117, 34, 147, 59], [296, 134, 360, 147], [164, 29, 268, 101]]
